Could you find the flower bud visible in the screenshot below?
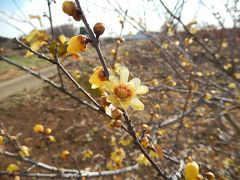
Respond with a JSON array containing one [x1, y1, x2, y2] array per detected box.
[[100, 96, 111, 107], [111, 109, 122, 120], [205, 172, 215, 180], [197, 174, 204, 180], [73, 12, 81, 21], [62, 1, 77, 16], [142, 124, 150, 133], [185, 158, 200, 180], [140, 137, 149, 148], [93, 23, 105, 38], [45, 128, 52, 135], [117, 40, 121, 45], [61, 150, 70, 160], [113, 119, 122, 128], [19, 146, 30, 157], [47, 135, 56, 143], [33, 124, 44, 133]]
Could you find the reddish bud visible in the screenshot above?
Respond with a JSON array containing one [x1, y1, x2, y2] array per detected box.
[[93, 23, 105, 38]]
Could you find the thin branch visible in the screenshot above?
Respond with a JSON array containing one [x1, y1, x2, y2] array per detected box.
[[13, 38, 54, 63], [47, 0, 55, 40], [74, 0, 110, 78], [0, 151, 139, 178]]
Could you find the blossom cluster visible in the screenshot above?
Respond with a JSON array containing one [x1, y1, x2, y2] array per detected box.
[[89, 66, 148, 111]]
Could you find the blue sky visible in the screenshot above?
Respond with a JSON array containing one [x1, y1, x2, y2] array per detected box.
[[0, 0, 236, 38]]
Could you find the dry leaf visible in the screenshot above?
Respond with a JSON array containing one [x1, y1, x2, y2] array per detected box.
[[153, 144, 163, 160]]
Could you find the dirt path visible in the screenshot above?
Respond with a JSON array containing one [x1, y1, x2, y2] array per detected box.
[[0, 65, 57, 99]]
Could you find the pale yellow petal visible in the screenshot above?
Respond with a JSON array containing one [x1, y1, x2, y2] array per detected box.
[[129, 78, 141, 89], [119, 100, 130, 110], [89, 73, 99, 84], [130, 98, 144, 111], [120, 67, 129, 83], [67, 36, 80, 53], [109, 75, 119, 86], [91, 84, 99, 89], [135, 85, 149, 95], [107, 95, 119, 106], [104, 81, 113, 91]]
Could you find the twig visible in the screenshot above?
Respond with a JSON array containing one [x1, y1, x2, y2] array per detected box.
[[47, 0, 55, 40], [74, 0, 110, 78], [122, 112, 168, 179], [13, 38, 54, 62], [0, 151, 139, 178]]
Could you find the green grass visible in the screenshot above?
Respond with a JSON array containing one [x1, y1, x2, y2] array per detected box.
[[0, 55, 51, 82], [0, 55, 50, 74]]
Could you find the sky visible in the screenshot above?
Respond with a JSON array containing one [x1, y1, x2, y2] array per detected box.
[[0, 0, 237, 38]]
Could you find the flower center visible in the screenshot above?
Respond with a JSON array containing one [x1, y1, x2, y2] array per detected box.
[[98, 69, 107, 81], [116, 151, 122, 156], [113, 84, 132, 100]]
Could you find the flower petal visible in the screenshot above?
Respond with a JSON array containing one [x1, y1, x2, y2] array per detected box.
[[109, 75, 119, 85], [119, 100, 130, 110], [67, 36, 80, 53], [107, 95, 119, 107], [129, 78, 141, 89], [135, 85, 149, 95], [120, 67, 129, 83], [130, 98, 144, 111]]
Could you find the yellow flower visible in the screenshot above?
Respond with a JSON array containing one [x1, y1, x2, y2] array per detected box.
[[33, 124, 44, 133], [82, 149, 93, 159], [67, 35, 88, 53], [119, 137, 132, 146], [19, 146, 30, 157], [106, 161, 117, 170], [184, 159, 200, 180], [110, 136, 116, 146], [47, 135, 56, 143], [106, 67, 148, 111], [6, 164, 19, 173], [149, 150, 159, 159], [136, 154, 150, 166], [89, 66, 109, 89], [111, 148, 126, 164]]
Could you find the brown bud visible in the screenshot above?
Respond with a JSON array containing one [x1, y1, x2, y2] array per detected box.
[[119, 19, 124, 25], [205, 172, 215, 180], [100, 96, 111, 107], [73, 12, 81, 21], [111, 109, 122, 120], [61, 150, 70, 160], [197, 174, 204, 180], [62, 1, 77, 16], [114, 119, 122, 128], [93, 23, 105, 38], [119, 38, 125, 43], [142, 124, 150, 132]]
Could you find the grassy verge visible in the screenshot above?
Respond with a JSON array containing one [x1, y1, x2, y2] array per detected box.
[[0, 55, 50, 82]]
